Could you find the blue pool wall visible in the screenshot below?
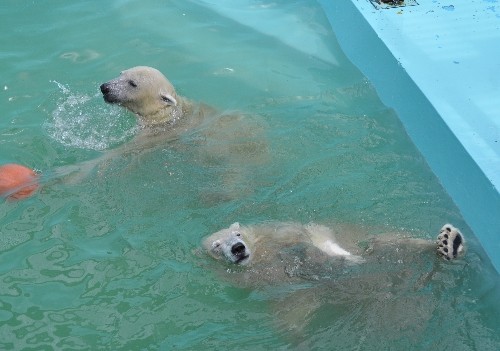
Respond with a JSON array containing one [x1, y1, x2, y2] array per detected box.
[[318, 0, 500, 272]]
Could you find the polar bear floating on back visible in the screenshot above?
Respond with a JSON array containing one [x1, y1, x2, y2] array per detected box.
[[202, 221, 464, 288], [201, 221, 466, 335], [205, 222, 365, 266], [99, 66, 267, 159], [204, 222, 464, 267]]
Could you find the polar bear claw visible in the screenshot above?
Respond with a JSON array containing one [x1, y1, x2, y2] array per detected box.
[[436, 224, 464, 260]]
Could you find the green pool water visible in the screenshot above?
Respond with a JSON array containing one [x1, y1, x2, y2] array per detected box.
[[1, 1, 499, 350]]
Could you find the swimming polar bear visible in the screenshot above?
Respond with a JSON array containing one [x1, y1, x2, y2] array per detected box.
[[99, 66, 268, 199], [100, 66, 192, 129], [99, 66, 266, 141], [201, 222, 466, 336], [62, 66, 268, 199]]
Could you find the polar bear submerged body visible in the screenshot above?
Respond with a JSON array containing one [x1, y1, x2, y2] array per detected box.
[[202, 222, 465, 286], [61, 66, 268, 201], [202, 222, 467, 335]]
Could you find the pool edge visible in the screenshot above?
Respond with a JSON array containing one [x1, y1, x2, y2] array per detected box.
[[318, 0, 500, 272]]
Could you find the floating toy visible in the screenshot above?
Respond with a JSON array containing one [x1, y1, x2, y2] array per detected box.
[[0, 163, 39, 200]]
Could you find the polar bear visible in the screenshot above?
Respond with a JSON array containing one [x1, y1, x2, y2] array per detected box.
[[202, 221, 465, 289], [99, 65, 265, 150], [201, 222, 466, 335], [98, 66, 268, 199], [62, 66, 268, 198], [203, 222, 464, 269], [204, 222, 364, 266], [100, 66, 193, 128]]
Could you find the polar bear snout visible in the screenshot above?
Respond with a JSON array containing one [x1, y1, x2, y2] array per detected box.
[[100, 83, 109, 94], [231, 242, 246, 255], [229, 240, 250, 264], [100, 82, 119, 104]]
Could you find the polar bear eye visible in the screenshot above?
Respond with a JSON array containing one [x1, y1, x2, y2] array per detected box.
[[128, 80, 138, 88], [212, 240, 221, 248], [235, 232, 241, 237]]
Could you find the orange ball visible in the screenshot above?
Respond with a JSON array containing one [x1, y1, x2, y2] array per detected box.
[[0, 163, 39, 200]]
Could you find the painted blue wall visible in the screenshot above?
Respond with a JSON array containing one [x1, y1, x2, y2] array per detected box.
[[319, 0, 500, 272]]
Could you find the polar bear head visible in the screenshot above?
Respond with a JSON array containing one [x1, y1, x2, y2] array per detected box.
[[203, 222, 253, 265], [100, 66, 180, 125]]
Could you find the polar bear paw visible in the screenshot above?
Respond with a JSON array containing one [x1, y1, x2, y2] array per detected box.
[[436, 224, 465, 260]]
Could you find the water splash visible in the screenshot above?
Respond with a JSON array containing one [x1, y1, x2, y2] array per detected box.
[[43, 81, 138, 151]]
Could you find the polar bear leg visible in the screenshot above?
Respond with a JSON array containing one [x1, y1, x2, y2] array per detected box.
[[305, 223, 364, 263]]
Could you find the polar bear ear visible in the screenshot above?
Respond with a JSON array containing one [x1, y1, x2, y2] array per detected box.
[[160, 93, 177, 106], [229, 222, 241, 230]]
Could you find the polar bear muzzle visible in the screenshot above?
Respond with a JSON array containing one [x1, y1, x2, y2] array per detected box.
[[100, 82, 120, 104], [207, 236, 251, 265], [231, 241, 249, 264]]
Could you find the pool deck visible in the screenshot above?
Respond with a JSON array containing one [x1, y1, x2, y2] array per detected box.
[[319, 0, 500, 271]]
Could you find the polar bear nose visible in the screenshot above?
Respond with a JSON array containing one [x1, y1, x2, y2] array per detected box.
[[100, 83, 110, 94], [100, 83, 120, 104], [231, 242, 246, 256]]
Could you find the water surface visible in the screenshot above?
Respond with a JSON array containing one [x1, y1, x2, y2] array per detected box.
[[1, 1, 499, 350]]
